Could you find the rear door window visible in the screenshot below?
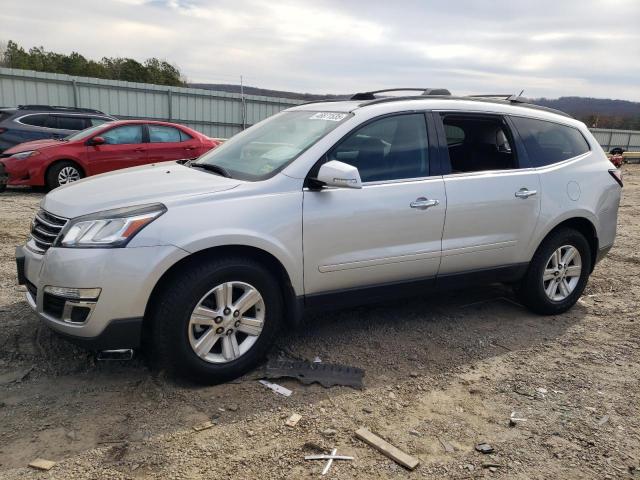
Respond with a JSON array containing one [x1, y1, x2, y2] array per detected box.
[[510, 116, 590, 167], [148, 125, 183, 143], [441, 114, 517, 173], [101, 125, 144, 145]]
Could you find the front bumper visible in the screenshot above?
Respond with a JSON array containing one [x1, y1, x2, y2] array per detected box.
[[17, 243, 188, 350]]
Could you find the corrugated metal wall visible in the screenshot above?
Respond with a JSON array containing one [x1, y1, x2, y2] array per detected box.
[[3, 68, 639, 150], [0, 67, 302, 138], [590, 128, 640, 152]]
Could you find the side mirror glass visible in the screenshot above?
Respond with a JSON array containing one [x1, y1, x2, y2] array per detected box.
[[315, 160, 362, 189], [91, 136, 105, 146]]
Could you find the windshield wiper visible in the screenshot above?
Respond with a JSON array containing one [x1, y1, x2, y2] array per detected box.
[[188, 162, 232, 178]]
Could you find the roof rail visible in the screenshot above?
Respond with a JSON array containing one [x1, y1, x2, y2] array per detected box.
[[351, 88, 451, 101], [467, 94, 513, 100], [17, 105, 106, 114]]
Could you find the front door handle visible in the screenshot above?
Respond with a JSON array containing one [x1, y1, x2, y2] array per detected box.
[[410, 197, 439, 210], [515, 188, 537, 199]]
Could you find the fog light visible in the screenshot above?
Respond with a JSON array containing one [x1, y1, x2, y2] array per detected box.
[[44, 286, 101, 300]]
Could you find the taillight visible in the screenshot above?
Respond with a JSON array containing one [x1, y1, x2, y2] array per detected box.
[[609, 169, 623, 187]]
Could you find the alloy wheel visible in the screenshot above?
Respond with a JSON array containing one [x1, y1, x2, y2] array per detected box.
[[542, 245, 582, 301], [58, 166, 81, 185], [187, 281, 265, 363]]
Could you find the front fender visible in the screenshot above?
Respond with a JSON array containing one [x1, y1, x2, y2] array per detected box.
[[130, 189, 304, 295]]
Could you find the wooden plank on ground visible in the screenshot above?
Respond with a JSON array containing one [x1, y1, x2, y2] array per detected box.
[[28, 458, 56, 471], [355, 428, 420, 470]]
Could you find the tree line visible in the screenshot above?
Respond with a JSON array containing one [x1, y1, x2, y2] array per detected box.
[[0, 40, 185, 86]]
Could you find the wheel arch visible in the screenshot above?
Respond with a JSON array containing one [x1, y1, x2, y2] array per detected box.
[[535, 216, 599, 272], [44, 158, 86, 182], [142, 244, 303, 340]]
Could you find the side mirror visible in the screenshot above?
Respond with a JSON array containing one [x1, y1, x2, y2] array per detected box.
[[315, 160, 362, 189], [90, 136, 105, 146]]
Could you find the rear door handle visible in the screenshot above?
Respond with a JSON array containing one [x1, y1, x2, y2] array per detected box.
[[410, 197, 439, 210], [515, 188, 537, 199]]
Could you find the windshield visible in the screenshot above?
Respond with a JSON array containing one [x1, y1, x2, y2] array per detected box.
[[194, 110, 351, 181], [64, 122, 115, 141]]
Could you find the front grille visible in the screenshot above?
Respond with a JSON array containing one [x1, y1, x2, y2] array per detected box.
[[28, 209, 68, 253], [43, 293, 66, 318]]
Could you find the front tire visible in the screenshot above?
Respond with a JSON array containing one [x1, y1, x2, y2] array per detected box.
[[46, 161, 83, 190], [517, 228, 592, 315], [151, 256, 283, 384]]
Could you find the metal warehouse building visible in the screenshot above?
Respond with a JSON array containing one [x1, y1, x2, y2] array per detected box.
[[1, 67, 638, 150]]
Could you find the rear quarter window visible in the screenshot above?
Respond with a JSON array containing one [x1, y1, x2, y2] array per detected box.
[[510, 116, 590, 167], [18, 114, 49, 127]]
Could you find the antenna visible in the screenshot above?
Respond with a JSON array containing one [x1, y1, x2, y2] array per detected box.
[[517, 89, 525, 97]]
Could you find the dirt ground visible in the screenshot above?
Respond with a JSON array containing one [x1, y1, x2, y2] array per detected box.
[[0, 167, 638, 480]]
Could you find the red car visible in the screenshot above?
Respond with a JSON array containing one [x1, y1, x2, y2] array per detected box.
[[0, 120, 220, 190]]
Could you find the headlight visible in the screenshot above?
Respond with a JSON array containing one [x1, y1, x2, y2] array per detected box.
[[56, 203, 166, 248], [10, 150, 39, 160]]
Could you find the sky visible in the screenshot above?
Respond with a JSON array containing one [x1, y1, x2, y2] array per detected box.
[[2, 0, 639, 100]]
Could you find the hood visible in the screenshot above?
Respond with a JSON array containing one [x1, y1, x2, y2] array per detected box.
[[42, 162, 241, 218], [3, 138, 65, 154]]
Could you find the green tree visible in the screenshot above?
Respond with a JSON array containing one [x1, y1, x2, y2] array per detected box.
[[0, 40, 185, 86]]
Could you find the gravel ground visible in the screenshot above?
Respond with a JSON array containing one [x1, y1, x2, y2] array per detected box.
[[0, 167, 638, 479]]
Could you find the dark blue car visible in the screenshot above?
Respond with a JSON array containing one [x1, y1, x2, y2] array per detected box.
[[0, 105, 115, 153]]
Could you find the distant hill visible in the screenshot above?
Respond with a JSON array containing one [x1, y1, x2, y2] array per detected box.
[[190, 84, 640, 130], [189, 83, 346, 102], [533, 97, 640, 129]]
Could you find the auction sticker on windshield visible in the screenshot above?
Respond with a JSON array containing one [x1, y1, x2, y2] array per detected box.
[[309, 112, 348, 121]]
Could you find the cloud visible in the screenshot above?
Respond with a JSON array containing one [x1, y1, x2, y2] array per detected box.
[[1, 0, 639, 100]]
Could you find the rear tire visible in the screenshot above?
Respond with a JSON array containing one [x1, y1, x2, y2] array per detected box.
[[516, 228, 592, 315], [150, 256, 283, 384], [46, 161, 83, 190]]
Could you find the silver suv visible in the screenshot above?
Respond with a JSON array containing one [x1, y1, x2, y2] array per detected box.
[[16, 89, 622, 383]]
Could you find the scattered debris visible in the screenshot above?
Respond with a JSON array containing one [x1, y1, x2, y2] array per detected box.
[[475, 443, 494, 454], [227, 404, 239, 412], [258, 379, 292, 397], [362, 406, 373, 414], [193, 421, 216, 432], [264, 360, 364, 389], [597, 415, 609, 426], [438, 437, 455, 453], [0, 365, 34, 385], [490, 342, 512, 351], [28, 458, 56, 471], [509, 411, 527, 427], [482, 462, 503, 469], [313, 356, 322, 363], [409, 371, 419, 378], [355, 427, 420, 470], [305, 447, 353, 476], [408, 429, 421, 437], [321, 428, 337, 437], [285, 413, 302, 427]]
